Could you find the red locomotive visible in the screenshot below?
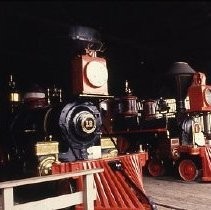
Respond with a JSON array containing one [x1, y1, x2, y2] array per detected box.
[[100, 61, 211, 182]]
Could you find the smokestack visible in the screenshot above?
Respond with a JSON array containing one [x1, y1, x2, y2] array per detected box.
[[168, 62, 195, 112], [68, 25, 102, 55]]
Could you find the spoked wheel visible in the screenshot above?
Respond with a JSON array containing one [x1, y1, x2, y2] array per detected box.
[[178, 159, 199, 181], [147, 159, 165, 177]]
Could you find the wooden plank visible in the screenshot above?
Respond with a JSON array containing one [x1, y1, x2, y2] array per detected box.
[[14, 192, 83, 210], [83, 174, 95, 210], [0, 168, 103, 210], [12, 190, 94, 210], [0, 168, 103, 189], [1, 188, 13, 210]]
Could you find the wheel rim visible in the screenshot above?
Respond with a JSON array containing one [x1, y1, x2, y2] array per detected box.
[[178, 159, 198, 181], [148, 160, 165, 177]]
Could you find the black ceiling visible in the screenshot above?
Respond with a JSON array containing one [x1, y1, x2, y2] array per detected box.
[[1, 1, 211, 98]]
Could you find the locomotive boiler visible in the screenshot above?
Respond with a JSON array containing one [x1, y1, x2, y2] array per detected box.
[[9, 96, 102, 177]]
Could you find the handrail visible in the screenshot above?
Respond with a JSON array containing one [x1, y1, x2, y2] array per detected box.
[[0, 168, 103, 210]]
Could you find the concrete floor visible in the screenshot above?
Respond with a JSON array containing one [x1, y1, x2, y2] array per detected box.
[[143, 176, 211, 210]]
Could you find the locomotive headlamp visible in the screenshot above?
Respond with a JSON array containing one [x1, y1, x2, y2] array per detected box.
[[204, 88, 211, 106], [71, 54, 109, 95], [86, 61, 108, 87], [188, 72, 211, 111]]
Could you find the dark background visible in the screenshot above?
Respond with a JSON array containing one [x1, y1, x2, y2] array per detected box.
[[1, 1, 211, 99]]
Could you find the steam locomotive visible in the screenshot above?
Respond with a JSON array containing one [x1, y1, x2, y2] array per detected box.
[[1, 26, 107, 179], [0, 26, 156, 209], [100, 61, 211, 182], [1, 24, 211, 210]]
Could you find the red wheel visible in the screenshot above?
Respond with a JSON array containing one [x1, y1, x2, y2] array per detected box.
[[178, 159, 199, 181], [147, 159, 165, 177]]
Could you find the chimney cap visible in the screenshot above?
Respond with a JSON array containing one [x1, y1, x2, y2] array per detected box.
[[169, 62, 196, 75]]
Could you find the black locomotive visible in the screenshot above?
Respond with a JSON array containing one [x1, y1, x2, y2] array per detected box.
[[0, 26, 107, 179], [0, 26, 159, 210]]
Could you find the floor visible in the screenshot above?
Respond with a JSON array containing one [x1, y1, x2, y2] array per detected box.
[[143, 176, 211, 210]]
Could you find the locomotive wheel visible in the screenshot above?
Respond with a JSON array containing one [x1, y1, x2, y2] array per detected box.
[[147, 159, 165, 177], [178, 159, 199, 181]]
